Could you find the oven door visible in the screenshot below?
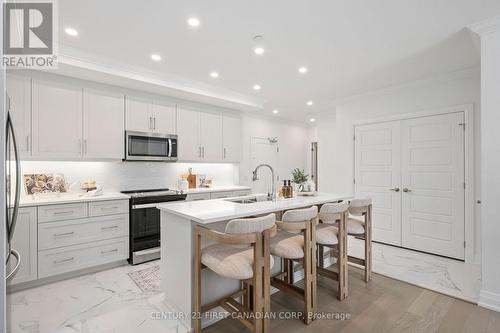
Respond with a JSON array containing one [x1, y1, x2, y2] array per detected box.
[[125, 131, 177, 161], [130, 203, 161, 255]]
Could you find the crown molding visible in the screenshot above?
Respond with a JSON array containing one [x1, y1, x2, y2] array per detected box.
[[468, 16, 500, 36]]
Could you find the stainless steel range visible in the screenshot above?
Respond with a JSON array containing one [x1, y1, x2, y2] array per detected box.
[[121, 188, 186, 265]]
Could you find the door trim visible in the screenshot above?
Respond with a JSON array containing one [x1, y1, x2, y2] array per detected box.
[[353, 104, 475, 263]]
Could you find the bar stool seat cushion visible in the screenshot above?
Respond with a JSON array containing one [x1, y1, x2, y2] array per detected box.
[[347, 217, 365, 235], [201, 244, 274, 280], [316, 223, 339, 245], [270, 231, 304, 259]]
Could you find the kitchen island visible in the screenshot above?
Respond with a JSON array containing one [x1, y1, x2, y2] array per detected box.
[[156, 192, 351, 331]]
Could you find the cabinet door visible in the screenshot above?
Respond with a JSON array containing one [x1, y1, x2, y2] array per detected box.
[[152, 101, 176, 133], [83, 89, 125, 159], [200, 111, 222, 161], [6, 74, 31, 157], [7, 207, 37, 285], [222, 114, 242, 162], [177, 106, 201, 161], [125, 96, 152, 132], [32, 79, 83, 158]]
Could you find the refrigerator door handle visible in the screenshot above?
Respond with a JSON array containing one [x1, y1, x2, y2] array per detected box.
[[6, 111, 21, 243], [6, 248, 20, 281]]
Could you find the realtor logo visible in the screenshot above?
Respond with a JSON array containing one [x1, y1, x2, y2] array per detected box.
[[2, 0, 58, 68]]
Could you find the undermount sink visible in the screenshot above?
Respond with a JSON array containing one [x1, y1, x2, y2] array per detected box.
[[225, 195, 270, 204]]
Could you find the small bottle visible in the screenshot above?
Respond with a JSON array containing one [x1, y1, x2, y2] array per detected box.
[[288, 180, 294, 198], [281, 180, 287, 198]]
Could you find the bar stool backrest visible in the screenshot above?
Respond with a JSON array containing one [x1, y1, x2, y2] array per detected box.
[[349, 197, 372, 215], [319, 201, 349, 223], [282, 206, 318, 223], [225, 213, 276, 234]]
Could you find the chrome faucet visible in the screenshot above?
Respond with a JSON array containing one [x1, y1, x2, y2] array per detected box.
[[252, 164, 276, 201]]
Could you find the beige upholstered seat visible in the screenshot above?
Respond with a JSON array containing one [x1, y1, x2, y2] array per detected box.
[[349, 197, 372, 209], [347, 217, 365, 235], [319, 201, 349, 223], [270, 231, 304, 259], [316, 223, 339, 245], [202, 244, 275, 280], [347, 198, 371, 235]]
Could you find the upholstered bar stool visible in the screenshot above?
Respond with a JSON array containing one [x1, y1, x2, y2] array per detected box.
[[316, 201, 349, 300], [194, 213, 277, 333], [347, 197, 373, 282], [269, 206, 318, 325]]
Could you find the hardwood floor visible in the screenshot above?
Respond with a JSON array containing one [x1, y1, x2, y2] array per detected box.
[[203, 267, 500, 333]]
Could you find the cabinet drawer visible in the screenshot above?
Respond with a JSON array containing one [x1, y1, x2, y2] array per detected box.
[[186, 193, 211, 201], [38, 203, 88, 223], [210, 191, 233, 199], [89, 200, 128, 217], [38, 214, 129, 250], [38, 237, 128, 278], [232, 190, 251, 197]]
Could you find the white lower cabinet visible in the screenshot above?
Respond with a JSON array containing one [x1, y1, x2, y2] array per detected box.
[[185, 193, 211, 201], [7, 207, 38, 285]]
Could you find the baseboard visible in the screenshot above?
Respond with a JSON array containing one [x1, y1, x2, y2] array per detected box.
[[478, 289, 500, 312]]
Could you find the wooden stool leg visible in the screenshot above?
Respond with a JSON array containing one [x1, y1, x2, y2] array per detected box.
[[253, 234, 264, 333], [303, 220, 317, 324], [262, 228, 271, 333], [338, 211, 348, 300], [364, 206, 373, 282], [318, 244, 324, 268], [194, 229, 202, 333], [287, 259, 294, 284]]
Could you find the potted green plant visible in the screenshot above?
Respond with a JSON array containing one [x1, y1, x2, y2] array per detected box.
[[291, 168, 308, 193]]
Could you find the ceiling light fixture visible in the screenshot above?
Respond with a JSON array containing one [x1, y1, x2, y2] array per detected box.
[[187, 17, 200, 27], [65, 27, 78, 36], [298, 67, 308, 74], [253, 84, 261, 91], [254, 47, 265, 55], [309, 118, 316, 123], [306, 100, 314, 106], [272, 109, 279, 114], [151, 53, 162, 62], [210, 72, 219, 78]]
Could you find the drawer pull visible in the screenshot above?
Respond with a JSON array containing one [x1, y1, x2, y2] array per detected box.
[[53, 210, 75, 215], [100, 206, 118, 210], [54, 257, 74, 264], [101, 248, 119, 254], [101, 225, 119, 231], [54, 231, 75, 237]]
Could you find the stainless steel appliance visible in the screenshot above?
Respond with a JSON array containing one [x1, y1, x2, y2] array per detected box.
[[124, 131, 178, 162], [5, 104, 22, 282], [121, 188, 186, 265]]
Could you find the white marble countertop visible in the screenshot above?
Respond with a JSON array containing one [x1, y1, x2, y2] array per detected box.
[[19, 192, 130, 207], [157, 192, 352, 224], [179, 185, 251, 194]]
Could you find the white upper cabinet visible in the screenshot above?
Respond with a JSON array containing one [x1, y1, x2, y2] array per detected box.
[[83, 89, 125, 159], [125, 96, 152, 132], [32, 79, 83, 159], [152, 101, 176, 134], [177, 106, 201, 161], [222, 114, 242, 162], [200, 111, 223, 161], [6, 74, 31, 157]]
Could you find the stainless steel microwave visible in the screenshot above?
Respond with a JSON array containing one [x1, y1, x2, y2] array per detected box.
[[124, 131, 178, 162]]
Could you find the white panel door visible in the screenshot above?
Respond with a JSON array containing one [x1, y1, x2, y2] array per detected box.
[[177, 106, 201, 161], [125, 96, 152, 132], [401, 112, 465, 259], [83, 89, 125, 159], [222, 114, 242, 162], [152, 101, 176, 134], [7, 207, 37, 285], [6, 74, 31, 157], [200, 111, 222, 161], [32, 79, 83, 158], [355, 121, 402, 246]]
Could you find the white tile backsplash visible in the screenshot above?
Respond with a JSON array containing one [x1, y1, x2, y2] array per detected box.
[[20, 161, 239, 193]]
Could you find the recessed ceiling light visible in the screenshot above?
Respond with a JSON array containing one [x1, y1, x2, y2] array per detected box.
[[253, 84, 261, 91], [309, 118, 316, 123], [65, 27, 78, 36], [298, 67, 308, 74], [187, 17, 200, 27], [272, 109, 279, 114], [254, 47, 265, 55], [210, 72, 219, 78], [151, 53, 162, 62], [306, 100, 314, 106]]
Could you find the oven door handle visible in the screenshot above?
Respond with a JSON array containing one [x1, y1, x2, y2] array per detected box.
[[132, 203, 162, 209]]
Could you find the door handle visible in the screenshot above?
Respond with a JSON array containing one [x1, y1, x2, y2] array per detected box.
[[389, 187, 400, 192], [403, 188, 412, 193]]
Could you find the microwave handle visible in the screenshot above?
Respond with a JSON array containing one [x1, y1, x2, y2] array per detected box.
[[168, 138, 172, 157]]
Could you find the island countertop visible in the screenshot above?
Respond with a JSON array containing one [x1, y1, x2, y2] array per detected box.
[[156, 192, 352, 224]]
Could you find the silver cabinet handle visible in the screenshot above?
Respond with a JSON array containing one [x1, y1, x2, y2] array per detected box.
[[100, 206, 118, 211], [78, 139, 82, 154], [101, 248, 118, 254], [54, 257, 74, 264], [84, 139, 87, 154], [53, 210, 75, 215], [223, 147, 226, 159], [26, 135, 30, 150], [54, 231, 75, 237], [202, 146, 205, 158], [153, 117, 156, 130], [403, 188, 412, 192], [198, 146, 202, 158], [101, 225, 119, 231], [389, 187, 400, 192], [149, 117, 153, 129]]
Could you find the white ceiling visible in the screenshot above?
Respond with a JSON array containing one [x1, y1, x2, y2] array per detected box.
[[57, 0, 500, 122]]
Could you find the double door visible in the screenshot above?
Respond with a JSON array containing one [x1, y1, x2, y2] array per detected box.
[[355, 112, 465, 259]]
